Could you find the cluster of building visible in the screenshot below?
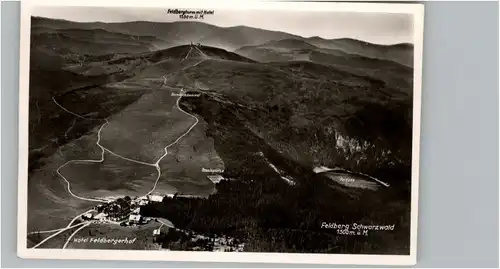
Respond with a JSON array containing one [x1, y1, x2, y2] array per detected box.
[[81, 194, 170, 226], [79, 193, 248, 251], [180, 230, 245, 252], [211, 236, 245, 252], [201, 168, 228, 184], [207, 175, 225, 184]]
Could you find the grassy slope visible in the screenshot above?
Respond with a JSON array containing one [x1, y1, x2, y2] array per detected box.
[[28, 54, 149, 173], [30, 24, 173, 59], [32, 16, 412, 66], [141, 48, 413, 254], [305, 37, 414, 67], [31, 17, 299, 52], [179, 58, 412, 190], [235, 39, 413, 92], [29, 31, 412, 253], [65, 222, 161, 250]]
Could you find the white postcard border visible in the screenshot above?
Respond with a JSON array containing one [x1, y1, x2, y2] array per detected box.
[[17, 0, 425, 265]]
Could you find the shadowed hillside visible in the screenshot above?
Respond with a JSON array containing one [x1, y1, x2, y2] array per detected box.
[[305, 37, 413, 67], [235, 38, 413, 91], [31, 17, 298, 51], [28, 16, 414, 255], [31, 26, 172, 57], [32, 16, 413, 66], [139, 44, 412, 254]]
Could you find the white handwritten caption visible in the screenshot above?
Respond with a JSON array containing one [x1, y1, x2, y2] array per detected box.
[[167, 9, 215, 20], [72, 237, 137, 245], [321, 222, 396, 236]]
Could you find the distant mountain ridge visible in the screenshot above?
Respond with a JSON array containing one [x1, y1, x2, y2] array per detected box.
[[31, 26, 172, 56], [28, 12, 415, 253], [303, 37, 413, 67], [258, 38, 319, 50], [32, 16, 413, 66]]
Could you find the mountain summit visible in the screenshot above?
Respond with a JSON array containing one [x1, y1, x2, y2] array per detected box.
[[32, 16, 412, 66]]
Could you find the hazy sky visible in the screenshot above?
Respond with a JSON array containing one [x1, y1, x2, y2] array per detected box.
[[32, 6, 414, 45]]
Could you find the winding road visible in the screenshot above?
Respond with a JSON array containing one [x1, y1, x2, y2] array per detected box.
[[62, 222, 93, 249], [55, 119, 109, 203], [31, 221, 89, 249], [29, 45, 205, 249]]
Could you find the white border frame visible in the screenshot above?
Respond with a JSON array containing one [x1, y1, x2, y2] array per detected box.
[[17, 0, 424, 265]]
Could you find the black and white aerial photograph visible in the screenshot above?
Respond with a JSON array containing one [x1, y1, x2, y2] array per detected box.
[[18, 1, 424, 265]]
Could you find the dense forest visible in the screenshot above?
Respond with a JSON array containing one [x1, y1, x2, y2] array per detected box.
[[141, 92, 412, 254], [142, 174, 410, 254]]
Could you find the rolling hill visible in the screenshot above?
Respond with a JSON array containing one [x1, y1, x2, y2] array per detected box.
[[30, 40, 412, 195], [28, 43, 257, 172], [305, 37, 414, 67], [130, 45, 413, 191], [235, 38, 413, 92], [32, 16, 413, 66], [28, 16, 414, 253], [31, 17, 297, 51], [135, 46, 412, 255], [29, 38, 412, 197], [31, 26, 172, 57]]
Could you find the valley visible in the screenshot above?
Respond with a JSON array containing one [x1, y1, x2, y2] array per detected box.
[[27, 16, 414, 254]]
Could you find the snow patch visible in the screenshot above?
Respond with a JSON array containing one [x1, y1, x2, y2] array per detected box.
[[313, 166, 335, 173], [257, 152, 296, 186]]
